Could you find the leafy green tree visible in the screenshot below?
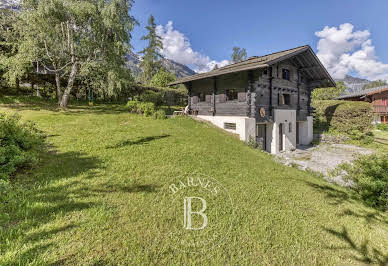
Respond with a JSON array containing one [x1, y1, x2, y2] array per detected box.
[[80, 61, 135, 102], [231, 47, 247, 63], [312, 81, 347, 100], [15, 0, 137, 108], [0, 8, 31, 90], [363, 80, 387, 90], [140, 15, 163, 84], [150, 68, 176, 87]]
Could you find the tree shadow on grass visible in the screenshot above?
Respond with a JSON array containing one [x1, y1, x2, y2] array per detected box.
[[106, 134, 170, 149], [304, 181, 353, 206], [323, 226, 388, 265], [85, 183, 160, 194], [2, 151, 102, 264], [305, 181, 388, 220], [306, 181, 388, 264], [338, 208, 388, 227], [3, 147, 162, 264], [62, 105, 129, 116], [0, 97, 128, 115]]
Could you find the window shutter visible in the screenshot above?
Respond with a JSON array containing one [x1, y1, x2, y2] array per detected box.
[[238, 92, 247, 102]]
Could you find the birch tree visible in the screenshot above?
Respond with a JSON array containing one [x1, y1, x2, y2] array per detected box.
[[17, 0, 137, 108]]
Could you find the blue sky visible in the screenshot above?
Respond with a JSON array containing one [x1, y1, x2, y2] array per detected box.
[[131, 0, 388, 80]]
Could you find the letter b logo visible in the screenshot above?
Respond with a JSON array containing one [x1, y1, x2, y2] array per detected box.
[[183, 197, 208, 230]]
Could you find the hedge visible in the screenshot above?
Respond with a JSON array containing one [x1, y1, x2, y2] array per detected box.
[[312, 100, 373, 136], [126, 100, 166, 119]]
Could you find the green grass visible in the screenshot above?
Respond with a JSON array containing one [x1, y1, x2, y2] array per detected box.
[[374, 129, 388, 141], [1, 99, 388, 265]]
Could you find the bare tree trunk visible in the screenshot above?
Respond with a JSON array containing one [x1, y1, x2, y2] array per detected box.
[[36, 86, 41, 97], [55, 72, 62, 105], [16, 78, 20, 95], [60, 62, 78, 108]]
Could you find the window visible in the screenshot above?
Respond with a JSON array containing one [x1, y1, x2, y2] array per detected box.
[[283, 94, 291, 105], [279, 93, 291, 105], [199, 92, 206, 102], [224, 122, 236, 130], [383, 97, 387, 106], [225, 89, 238, 101], [282, 69, 290, 81], [289, 122, 292, 133]]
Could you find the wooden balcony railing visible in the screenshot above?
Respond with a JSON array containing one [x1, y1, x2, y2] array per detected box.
[[373, 105, 388, 114]]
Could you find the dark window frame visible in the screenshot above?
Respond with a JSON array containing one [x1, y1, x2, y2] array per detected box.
[[225, 89, 238, 101], [279, 93, 291, 106], [199, 92, 206, 102], [282, 69, 291, 81]]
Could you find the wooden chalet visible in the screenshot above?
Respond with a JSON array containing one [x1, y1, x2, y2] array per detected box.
[[170, 45, 335, 154], [338, 85, 388, 124]]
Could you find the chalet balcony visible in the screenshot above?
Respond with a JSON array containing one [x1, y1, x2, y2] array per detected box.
[[373, 105, 388, 114]]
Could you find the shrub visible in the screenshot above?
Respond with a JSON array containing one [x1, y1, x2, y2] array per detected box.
[[312, 100, 373, 138], [247, 136, 258, 149], [126, 100, 139, 113], [138, 102, 155, 117], [333, 154, 388, 210], [153, 109, 167, 119], [140, 91, 163, 107], [377, 123, 388, 131], [0, 113, 45, 180], [126, 100, 156, 117]]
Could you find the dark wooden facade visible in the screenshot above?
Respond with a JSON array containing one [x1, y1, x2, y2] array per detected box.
[[186, 57, 324, 123]]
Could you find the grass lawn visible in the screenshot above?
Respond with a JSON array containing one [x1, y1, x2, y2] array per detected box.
[[1, 98, 388, 265], [374, 129, 388, 142]]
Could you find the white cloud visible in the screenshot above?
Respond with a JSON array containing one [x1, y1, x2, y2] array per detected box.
[[156, 21, 229, 73], [315, 23, 388, 81]]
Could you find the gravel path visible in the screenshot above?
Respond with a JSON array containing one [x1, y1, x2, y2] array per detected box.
[[276, 144, 374, 186]]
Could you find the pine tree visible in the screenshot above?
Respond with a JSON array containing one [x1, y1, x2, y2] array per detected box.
[[140, 15, 163, 84]]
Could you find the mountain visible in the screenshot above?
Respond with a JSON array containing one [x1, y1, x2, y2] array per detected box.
[[0, 0, 20, 9], [125, 52, 196, 79], [335, 75, 372, 94]]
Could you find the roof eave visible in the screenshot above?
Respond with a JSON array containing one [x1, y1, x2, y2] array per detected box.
[[169, 64, 269, 86], [306, 47, 336, 87]]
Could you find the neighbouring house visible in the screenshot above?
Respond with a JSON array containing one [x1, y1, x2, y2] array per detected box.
[[338, 85, 388, 124], [170, 45, 335, 154]]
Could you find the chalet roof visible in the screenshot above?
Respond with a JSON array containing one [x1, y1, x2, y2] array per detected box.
[[169, 45, 335, 87], [338, 85, 388, 99]]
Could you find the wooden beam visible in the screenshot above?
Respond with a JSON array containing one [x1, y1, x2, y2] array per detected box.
[[299, 65, 321, 71], [212, 77, 217, 116], [247, 70, 254, 117], [187, 82, 192, 110], [297, 69, 301, 111], [268, 67, 273, 114], [309, 79, 332, 87]]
